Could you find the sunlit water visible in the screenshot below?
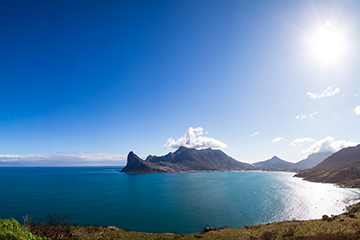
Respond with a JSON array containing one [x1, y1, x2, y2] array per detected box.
[[1, 167, 359, 233]]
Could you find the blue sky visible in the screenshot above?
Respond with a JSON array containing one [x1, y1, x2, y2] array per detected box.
[[1, 0, 360, 166]]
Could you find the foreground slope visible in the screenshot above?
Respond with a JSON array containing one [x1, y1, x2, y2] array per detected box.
[[15, 202, 360, 239], [121, 147, 254, 173], [295, 144, 360, 187], [0, 219, 48, 240]]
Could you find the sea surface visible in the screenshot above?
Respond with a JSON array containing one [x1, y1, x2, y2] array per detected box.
[[1, 167, 360, 234]]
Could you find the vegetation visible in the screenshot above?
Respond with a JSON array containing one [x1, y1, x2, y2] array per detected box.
[[25, 214, 73, 240], [2, 202, 360, 239], [0, 218, 48, 240]]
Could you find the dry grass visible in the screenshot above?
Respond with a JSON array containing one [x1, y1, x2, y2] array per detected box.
[[23, 212, 360, 240], [19, 202, 360, 240]]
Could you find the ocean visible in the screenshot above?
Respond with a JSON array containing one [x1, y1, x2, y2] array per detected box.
[[1, 167, 359, 234]]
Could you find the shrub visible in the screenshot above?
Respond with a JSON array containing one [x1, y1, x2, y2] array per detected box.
[[26, 214, 74, 240]]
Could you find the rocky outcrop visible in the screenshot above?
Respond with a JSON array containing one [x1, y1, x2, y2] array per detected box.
[[120, 151, 167, 173]]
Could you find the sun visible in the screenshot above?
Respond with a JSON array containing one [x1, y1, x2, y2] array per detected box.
[[309, 21, 347, 66]]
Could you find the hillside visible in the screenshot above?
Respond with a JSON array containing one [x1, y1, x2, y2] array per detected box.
[[121, 147, 254, 173], [10, 202, 360, 239], [295, 144, 360, 187]]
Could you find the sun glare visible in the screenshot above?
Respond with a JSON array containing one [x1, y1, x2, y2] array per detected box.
[[309, 21, 347, 66]]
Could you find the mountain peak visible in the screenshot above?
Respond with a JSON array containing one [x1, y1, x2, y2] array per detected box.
[[121, 151, 164, 173], [177, 146, 190, 150], [253, 156, 295, 171]]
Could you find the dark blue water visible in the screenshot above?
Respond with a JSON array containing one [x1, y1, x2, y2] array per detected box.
[[1, 167, 359, 234]]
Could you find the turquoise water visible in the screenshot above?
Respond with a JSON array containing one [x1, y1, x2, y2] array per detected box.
[[1, 167, 360, 234]]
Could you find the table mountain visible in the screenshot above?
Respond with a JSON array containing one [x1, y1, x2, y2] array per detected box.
[[121, 147, 254, 173]]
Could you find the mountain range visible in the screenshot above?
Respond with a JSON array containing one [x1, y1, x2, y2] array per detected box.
[[122, 144, 360, 188], [121, 147, 334, 173], [253, 152, 333, 171], [121, 147, 254, 173]]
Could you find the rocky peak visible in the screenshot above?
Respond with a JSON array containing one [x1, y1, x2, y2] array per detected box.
[[127, 151, 143, 163]]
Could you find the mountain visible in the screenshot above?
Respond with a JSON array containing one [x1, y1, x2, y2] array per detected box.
[[253, 153, 333, 171], [253, 156, 296, 171], [294, 152, 333, 170], [121, 147, 254, 173], [295, 144, 360, 187], [120, 151, 169, 173]]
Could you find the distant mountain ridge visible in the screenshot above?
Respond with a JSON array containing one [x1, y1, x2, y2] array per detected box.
[[295, 144, 360, 187], [294, 152, 333, 170], [252, 152, 333, 171], [121, 147, 254, 173], [253, 156, 295, 171], [121, 147, 334, 173]]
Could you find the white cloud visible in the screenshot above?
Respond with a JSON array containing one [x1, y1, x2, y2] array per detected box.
[[163, 127, 227, 150], [295, 114, 306, 119], [290, 137, 315, 146], [272, 137, 282, 143], [354, 105, 360, 115], [307, 87, 340, 99], [251, 131, 259, 137], [309, 111, 318, 119], [301, 136, 359, 155], [295, 112, 318, 120], [0, 152, 127, 166]]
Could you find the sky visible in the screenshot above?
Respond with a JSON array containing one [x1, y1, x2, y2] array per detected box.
[[1, 0, 360, 166]]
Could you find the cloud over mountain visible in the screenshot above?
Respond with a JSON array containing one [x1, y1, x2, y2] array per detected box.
[[290, 137, 315, 146], [0, 152, 126, 166], [301, 136, 358, 155], [164, 127, 228, 150], [307, 87, 339, 99]]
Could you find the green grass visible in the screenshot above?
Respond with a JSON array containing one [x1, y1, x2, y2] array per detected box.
[[0, 219, 48, 240]]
